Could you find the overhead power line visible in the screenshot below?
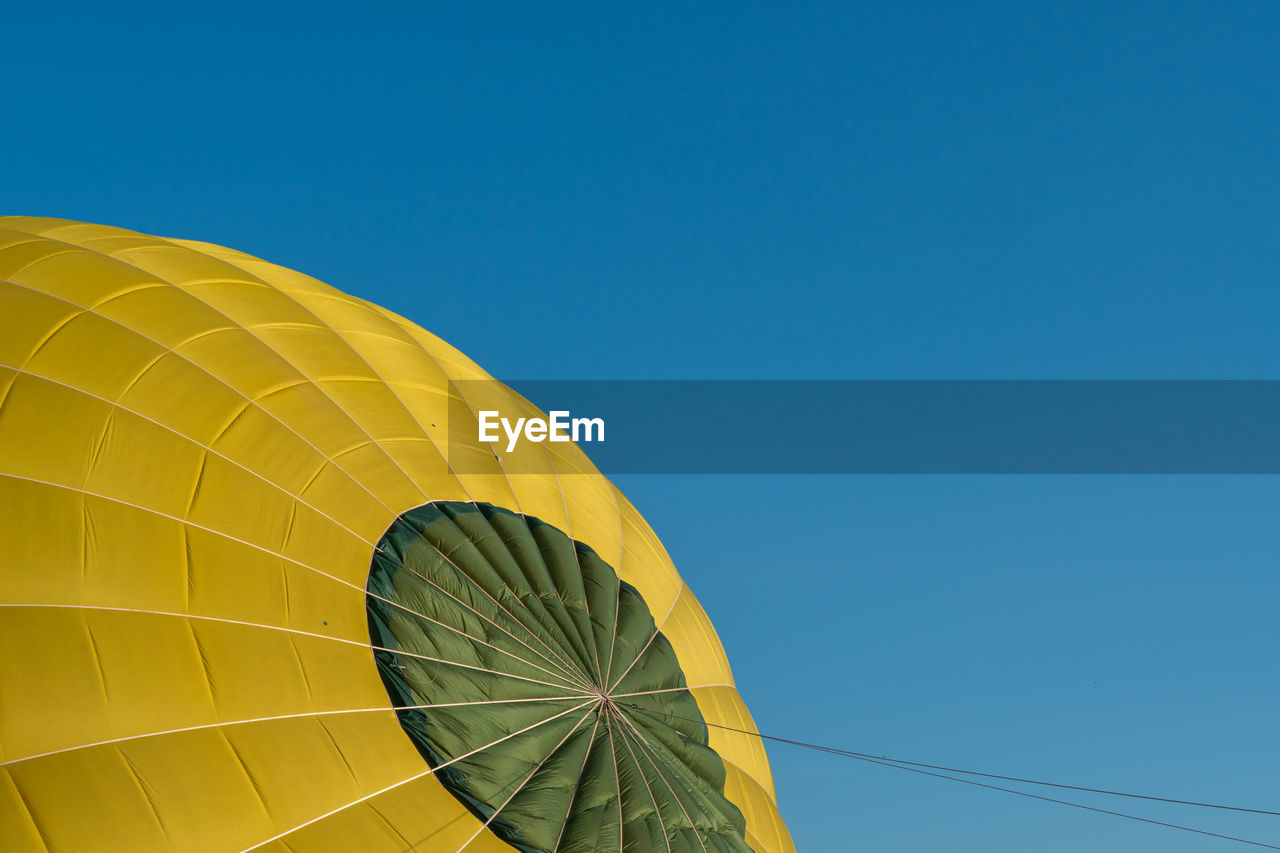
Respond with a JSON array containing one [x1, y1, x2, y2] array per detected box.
[[627, 704, 1280, 851]]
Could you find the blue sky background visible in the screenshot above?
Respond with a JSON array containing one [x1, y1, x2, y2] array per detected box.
[[7, 3, 1280, 850]]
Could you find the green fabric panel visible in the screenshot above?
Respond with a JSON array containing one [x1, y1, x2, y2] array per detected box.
[[366, 501, 751, 853]]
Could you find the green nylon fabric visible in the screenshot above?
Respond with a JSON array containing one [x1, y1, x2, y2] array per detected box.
[[366, 501, 752, 853]]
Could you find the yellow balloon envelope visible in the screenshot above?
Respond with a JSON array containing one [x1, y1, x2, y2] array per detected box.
[[0, 218, 794, 853]]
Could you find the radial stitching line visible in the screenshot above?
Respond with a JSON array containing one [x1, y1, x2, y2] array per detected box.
[[0, 278, 400, 518], [445, 502, 588, 681], [616, 711, 713, 853], [5, 365, 376, 549], [603, 712, 626, 853], [377, 643, 588, 697], [0, 596, 492, 707], [439, 507, 599, 685], [534, 413, 608, 685], [211, 266, 475, 500], [404, 507, 596, 690], [2, 693, 590, 768], [609, 583, 686, 694], [370, 567, 593, 694], [377, 313, 517, 508], [0, 473, 588, 694], [388, 312, 618, 664], [632, 713, 776, 816], [31, 611, 590, 702], [627, 710, 731, 853], [408, 507, 570, 675], [553, 493, 607, 685], [550, 714, 603, 853], [0, 282, 400, 524], [612, 710, 674, 853], [237, 699, 597, 852], [390, 556, 593, 694], [602, 490, 626, 690], [453, 702, 600, 853], [150, 241, 462, 503], [502, 507, 612, 683], [502, 510, 601, 684], [367, 305, 633, 694], [602, 568, 624, 689], [2, 231, 429, 502], [612, 685, 735, 700], [146, 269, 435, 502], [0, 602, 595, 743], [387, 548, 594, 693], [616, 717, 711, 850]]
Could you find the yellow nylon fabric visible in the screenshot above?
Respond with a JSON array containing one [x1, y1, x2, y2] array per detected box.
[[0, 218, 795, 853]]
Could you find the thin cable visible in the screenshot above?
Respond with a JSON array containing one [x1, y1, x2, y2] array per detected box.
[[627, 704, 1280, 851], [627, 704, 1280, 817]]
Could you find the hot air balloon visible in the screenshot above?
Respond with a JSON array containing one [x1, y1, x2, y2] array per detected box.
[[0, 218, 795, 853]]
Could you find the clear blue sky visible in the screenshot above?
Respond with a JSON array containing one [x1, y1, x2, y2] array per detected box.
[[7, 3, 1280, 850]]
